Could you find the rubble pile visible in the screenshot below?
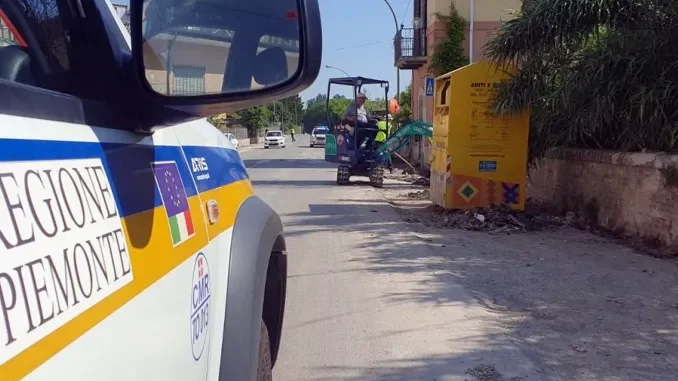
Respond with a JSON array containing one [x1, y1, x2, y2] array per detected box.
[[385, 166, 430, 186], [406, 189, 429, 199], [403, 201, 593, 234], [390, 188, 673, 255]]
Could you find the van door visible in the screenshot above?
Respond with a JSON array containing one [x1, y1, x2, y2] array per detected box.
[[0, 1, 212, 379], [173, 120, 253, 379], [0, 112, 216, 381]]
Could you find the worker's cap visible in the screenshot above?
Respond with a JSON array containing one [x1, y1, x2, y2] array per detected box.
[[357, 92, 367, 99]]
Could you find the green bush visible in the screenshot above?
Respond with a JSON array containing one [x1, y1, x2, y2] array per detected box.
[[428, 5, 468, 76]]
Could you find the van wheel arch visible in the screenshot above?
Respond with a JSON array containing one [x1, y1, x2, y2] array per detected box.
[[218, 197, 287, 380], [262, 234, 287, 365]]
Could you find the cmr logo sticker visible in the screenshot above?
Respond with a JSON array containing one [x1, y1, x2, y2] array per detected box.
[[190, 252, 210, 361], [0, 158, 133, 366]]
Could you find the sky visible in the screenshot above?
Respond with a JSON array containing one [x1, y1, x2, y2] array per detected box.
[[112, 0, 414, 104], [300, 0, 414, 103]]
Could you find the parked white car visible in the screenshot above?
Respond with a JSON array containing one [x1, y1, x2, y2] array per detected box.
[[264, 130, 286, 148], [224, 132, 240, 149], [310, 126, 329, 147]]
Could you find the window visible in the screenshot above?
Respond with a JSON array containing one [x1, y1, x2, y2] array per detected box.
[[0, 0, 77, 92], [142, 0, 302, 95], [0, 9, 25, 47], [266, 131, 282, 137], [0, 0, 130, 129], [172, 64, 206, 96]]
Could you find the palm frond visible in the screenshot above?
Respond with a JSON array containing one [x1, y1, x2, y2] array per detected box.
[[485, 0, 666, 65], [486, 0, 678, 164]]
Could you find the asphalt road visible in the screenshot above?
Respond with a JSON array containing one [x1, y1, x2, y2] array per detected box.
[[242, 135, 539, 381]]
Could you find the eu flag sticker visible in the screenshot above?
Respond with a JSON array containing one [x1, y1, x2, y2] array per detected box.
[[151, 161, 195, 246]]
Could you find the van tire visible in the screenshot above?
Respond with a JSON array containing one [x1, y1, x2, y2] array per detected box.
[[257, 320, 273, 381]]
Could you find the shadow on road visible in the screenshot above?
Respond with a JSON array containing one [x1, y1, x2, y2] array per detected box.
[[252, 179, 337, 187], [282, 195, 678, 381], [245, 158, 335, 169], [252, 179, 416, 189], [313, 351, 536, 381]]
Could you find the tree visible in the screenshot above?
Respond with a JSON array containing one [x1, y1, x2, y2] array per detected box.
[[307, 93, 328, 108], [302, 94, 352, 132], [207, 113, 238, 130], [237, 106, 271, 137], [486, 0, 678, 167], [428, 4, 468, 76], [392, 85, 412, 127], [365, 98, 387, 112], [266, 95, 304, 132]]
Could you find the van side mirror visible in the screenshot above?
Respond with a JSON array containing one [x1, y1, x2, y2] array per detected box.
[[130, 0, 321, 116]]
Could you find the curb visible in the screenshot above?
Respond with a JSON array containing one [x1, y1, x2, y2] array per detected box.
[[238, 144, 263, 153]]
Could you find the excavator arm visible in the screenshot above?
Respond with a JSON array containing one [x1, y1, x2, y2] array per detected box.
[[376, 120, 433, 162]]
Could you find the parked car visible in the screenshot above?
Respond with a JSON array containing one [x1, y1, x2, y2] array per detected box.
[[264, 130, 286, 148], [310, 126, 329, 147], [224, 132, 240, 149]]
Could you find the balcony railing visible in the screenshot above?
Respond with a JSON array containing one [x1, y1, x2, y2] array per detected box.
[[394, 27, 427, 70]]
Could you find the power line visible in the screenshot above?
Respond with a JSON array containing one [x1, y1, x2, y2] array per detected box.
[[333, 39, 393, 51], [402, 0, 412, 23]]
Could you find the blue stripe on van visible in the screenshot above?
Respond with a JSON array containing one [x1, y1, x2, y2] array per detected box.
[[0, 139, 248, 217], [181, 145, 249, 193]]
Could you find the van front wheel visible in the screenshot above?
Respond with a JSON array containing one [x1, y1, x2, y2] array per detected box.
[[257, 320, 273, 381]]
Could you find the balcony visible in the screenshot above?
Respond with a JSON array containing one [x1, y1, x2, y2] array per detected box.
[[394, 27, 427, 70]]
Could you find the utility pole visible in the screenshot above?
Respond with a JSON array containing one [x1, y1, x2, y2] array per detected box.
[[280, 101, 284, 131], [383, 0, 400, 103]]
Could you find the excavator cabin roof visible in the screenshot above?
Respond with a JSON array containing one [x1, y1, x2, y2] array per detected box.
[[328, 77, 389, 87]]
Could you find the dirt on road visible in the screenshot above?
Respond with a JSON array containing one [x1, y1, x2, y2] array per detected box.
[[375, 179, 678, 381]]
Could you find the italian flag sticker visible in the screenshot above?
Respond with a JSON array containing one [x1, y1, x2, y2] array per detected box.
[[151, 161, 196, 246], [169, 210, 195, 245]]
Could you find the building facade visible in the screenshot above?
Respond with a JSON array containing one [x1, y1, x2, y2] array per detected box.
[[395, 0, 521, 123], [143, 31, 299, 96]]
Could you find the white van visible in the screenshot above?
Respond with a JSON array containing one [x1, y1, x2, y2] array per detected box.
[[0, 0, 321, 379]]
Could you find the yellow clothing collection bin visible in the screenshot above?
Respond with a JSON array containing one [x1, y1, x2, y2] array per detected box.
[[429, 62, 530, 211]]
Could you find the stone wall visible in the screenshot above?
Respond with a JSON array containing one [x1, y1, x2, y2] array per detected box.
[[221, 126, 249, 140], [528, 149, 678, 248]]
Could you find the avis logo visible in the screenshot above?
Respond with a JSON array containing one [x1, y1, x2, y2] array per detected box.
[[191, 157, 210, 181], [191, 157, 209, 173], [190, 252, 211, 361]]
